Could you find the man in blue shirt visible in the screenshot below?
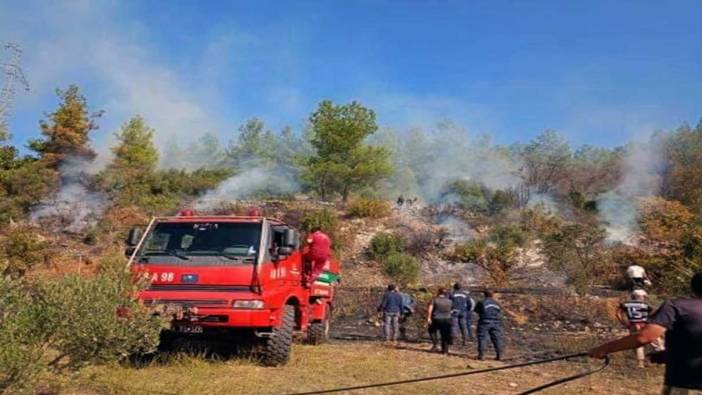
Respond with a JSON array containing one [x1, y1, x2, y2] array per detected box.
[[377, 284, 404, 343], [450, 283, 474, 345]]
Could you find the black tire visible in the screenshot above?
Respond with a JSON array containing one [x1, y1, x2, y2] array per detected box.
[[306, 304, 330, 345], [259, 305, 295, 366]]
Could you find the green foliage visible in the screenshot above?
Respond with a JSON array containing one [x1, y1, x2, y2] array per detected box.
[[0, 159, 56, 223], [28, 85, 100, 168], [661, 122, 702, 213], [346, 198, 391, 219], [452, 224, 527, 285], [99, 116, 159, 206], [382, 252, 420, 286], [542, 222, 615, 294], [302, 100, 393, 201], [369, 232, 405, 260], [300, 208, 338, 235], [0, 225, 49, 278], [38, 253, 164, 370], [520, 129, 572, 194], [98, 118, 231, 214], [0, 253, 164, 392], [443, 180, 490, 212], [0, 277, 47, 393]]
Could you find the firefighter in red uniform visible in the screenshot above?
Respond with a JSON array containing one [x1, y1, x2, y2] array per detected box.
[[304, 226, 331, 286]]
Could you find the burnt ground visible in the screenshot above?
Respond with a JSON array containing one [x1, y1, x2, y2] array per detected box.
[[332, 287, 628, 362]]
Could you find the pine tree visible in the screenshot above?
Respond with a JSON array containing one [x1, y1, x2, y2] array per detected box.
[[28, 85, 101, 168], [99, 116, 158, 205], [302, 100, 392, 201]]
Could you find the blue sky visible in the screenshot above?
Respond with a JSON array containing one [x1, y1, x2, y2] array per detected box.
[[1, 0, 701, 154]]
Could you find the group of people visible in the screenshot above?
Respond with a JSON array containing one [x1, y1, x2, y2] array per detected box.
[[590, 270, 702, 394], [396, 195, 419, 208], [377, 282, 504, 360]]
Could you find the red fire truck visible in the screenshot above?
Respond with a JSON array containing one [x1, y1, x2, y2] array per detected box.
[[126, 211, 340, 366]]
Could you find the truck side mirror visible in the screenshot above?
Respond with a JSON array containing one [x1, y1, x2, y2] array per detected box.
[[127, 227, 142, 246], [276, 246, 294, 260], [284, 229, 298, 248]]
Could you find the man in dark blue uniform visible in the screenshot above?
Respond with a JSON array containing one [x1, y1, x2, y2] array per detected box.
[[450, 283, 474, 345], [475, 289, 504, 360]]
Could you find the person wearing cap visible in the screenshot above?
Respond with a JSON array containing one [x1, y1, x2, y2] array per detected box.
[[590, 271, 702, 393], [617, 289, 653, 368], [627, 264, 651, 290]]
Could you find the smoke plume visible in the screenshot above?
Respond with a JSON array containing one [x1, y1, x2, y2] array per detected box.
[[597, 140, 662, 244], [30, 157, 107, 232]]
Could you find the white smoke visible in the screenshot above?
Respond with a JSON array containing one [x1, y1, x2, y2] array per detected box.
[[30, 157, 107, 232], [597, 141, 662, 244], [374, 123, 522, 202], [194, 166, 299, 210], [527, 193, 560, 215]]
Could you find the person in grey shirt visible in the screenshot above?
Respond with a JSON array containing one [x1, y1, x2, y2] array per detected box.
[[427, 287, 453, 354]]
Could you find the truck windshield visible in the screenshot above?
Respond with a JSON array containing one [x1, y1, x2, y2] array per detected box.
[[136, 222, 261, 265]]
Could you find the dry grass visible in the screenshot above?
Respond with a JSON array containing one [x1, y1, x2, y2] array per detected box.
[[45, 341, 663, 395]]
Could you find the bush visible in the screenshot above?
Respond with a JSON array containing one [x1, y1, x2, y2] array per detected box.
[[300, 209, 345, 253], [382, 252, 420, 286], [542, 223, 615, 294], [300, 208, 338, 234], [0, 225, 49, 278], [451, 224, 527, 286], [369, 232, 405, 260], [0, 277, 47, 393], [346, 198, 392, 218], [38, 252, 165, 370]]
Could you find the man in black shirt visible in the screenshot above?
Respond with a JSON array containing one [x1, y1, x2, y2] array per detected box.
[[590, 271, 702, 393]]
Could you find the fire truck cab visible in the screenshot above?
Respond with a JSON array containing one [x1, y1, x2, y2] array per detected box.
[[126, 211, 339, 366]]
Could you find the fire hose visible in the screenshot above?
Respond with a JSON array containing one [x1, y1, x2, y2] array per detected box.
[[284, 352, 610, 395]]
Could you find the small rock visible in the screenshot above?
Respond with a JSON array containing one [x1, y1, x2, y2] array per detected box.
[[509, 383, 518, 388]]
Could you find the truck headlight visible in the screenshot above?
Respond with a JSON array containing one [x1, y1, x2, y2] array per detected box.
[[232, 300, 264, 309]]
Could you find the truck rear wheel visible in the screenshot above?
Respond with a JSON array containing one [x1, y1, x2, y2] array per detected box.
[[259, 305, 295, 366], [306, 304, 330, 345]]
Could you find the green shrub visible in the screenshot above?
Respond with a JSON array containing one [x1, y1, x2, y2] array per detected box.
[[451, 224, 528, 286], [300, 208, 338, 234], [347, 198, 391, 218], [369, 232, 405, 260], [38, 252, 165, 370], [0, 277, 47, 393], [300, 208, 343, 252], [382, 253, 420, 286], [0, 225, 49, 278]]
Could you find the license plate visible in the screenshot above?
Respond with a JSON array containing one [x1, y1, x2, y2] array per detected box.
[[177, 325, 203, 334]]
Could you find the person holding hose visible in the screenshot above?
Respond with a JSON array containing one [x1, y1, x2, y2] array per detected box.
[[589, 271, 702, 394]]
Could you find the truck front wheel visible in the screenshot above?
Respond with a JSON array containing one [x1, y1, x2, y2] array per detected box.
[[259, 305, 295, 366], [306, 304, 330, 345]]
